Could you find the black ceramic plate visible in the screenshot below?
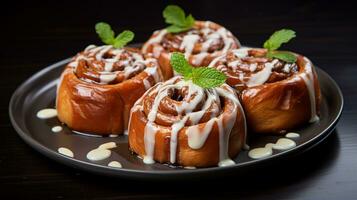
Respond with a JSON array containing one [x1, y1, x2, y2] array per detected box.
[[9, 50, 343, 180]]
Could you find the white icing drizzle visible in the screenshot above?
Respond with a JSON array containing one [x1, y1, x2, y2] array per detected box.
[[37, 108, 57, 119], [134, 77, 246, 166], [232, 48, 250, 58], [86, 148, 111, 161], [246, 59, 279, 87], [142, 29, 168, 53], [68, 45, 157, 85], [201, 32, 220, 52], [144, 58, 161, 83], [108, 161, 122, 168], [208, 50, 319, 124], [99, 72, 117, 84], [192, 52, 209, 66], [285, 132, 300, 139], [143, 122, 157, 164], [84, 44, 96, 51], [143, 78, 151, 90], [187, 117, 216, 149], [208, 54, 227, 68], [58, 147, 74, 157], [95, 45, 112, 60], [283, 63, 292, 73], [180, 34, 200, 59], [51, 126, 63, 133], [104, 62, 114, 72], [143, 22, 237, 66], [98, 142, 117, 149], [217, 28, 234, 53]]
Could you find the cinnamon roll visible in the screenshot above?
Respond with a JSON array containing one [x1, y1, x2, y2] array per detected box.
[[209, 48, 321, 134], [56, 45, 163, 135], [128, 76, 247, 167], [142, 21, 240, 80]]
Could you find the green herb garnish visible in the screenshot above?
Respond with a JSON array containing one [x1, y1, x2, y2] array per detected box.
[[170, 52, 226, 88], [263, 29, 297, 63], [163, 5, 195, 33], [95, 22, 134, 48]]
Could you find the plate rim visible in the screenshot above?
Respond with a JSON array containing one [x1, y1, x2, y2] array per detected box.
[[9, 56, 344, 179]]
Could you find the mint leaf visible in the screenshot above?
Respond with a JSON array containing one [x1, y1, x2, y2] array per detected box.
[[191, 67, 227, 88], [95, 22, 115, 45], [163, 5, 195, 33], [263, 29, 296, 51], [184, 14, 195, 27], [170, 52, 193, 76], [113, 30, 134, 48], [163, 5, 186, 26], [95, 22, 135, 48], [170, 52, 226, 88], [267, 51, 297, 63], [262, 29, 297, 63]]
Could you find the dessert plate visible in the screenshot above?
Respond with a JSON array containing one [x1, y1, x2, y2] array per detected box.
[[9, 47, 343, 180]]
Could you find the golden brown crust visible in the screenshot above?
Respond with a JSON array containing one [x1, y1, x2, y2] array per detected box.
[[128, 77, 246, 167], [56, 46, 163, 135], [210, 48, 321, 134], [129, 111, 245, 167], [142, 21, 240, 80]]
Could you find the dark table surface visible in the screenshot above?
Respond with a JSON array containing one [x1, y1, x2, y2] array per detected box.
[[1, 0, 357, 199]]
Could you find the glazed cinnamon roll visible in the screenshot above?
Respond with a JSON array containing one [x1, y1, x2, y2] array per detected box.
[[209, 48, 321, 134], [142, 21, 240, 80], [56, 45, 163, 135], [128, 76, 247, 167]]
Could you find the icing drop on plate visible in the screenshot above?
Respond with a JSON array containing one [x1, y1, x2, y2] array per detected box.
[[285, 132, 300, 139], [98, 142, 117, 149], [86, 148, 111, 161], [272, 138, 296, 150], [51, 126, 63, 133], [108, 161, 122, 168], [248, 146, 273, 159], [58, 147, 74, 157], [37, 108, 57, 119]]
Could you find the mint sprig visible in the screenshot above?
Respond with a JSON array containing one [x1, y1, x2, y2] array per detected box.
[[163, 5, 195, 33], [95, 22, 134, 48], [170, 52, 193, 76], [266, 51, 297, 63], [263, 29, 297, 63], [170, 53, 226, 88]]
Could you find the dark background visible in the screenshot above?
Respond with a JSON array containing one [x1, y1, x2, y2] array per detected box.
[[1, 0, 357, 199]]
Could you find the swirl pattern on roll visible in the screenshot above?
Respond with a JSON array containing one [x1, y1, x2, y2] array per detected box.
[[56, 45, 163, 135], [209, 48, 321, 133], [128, 76, 247, 167], [209, 48, 301, 90], [68, 45, 160, 85], [142, 21, 240, 80]]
